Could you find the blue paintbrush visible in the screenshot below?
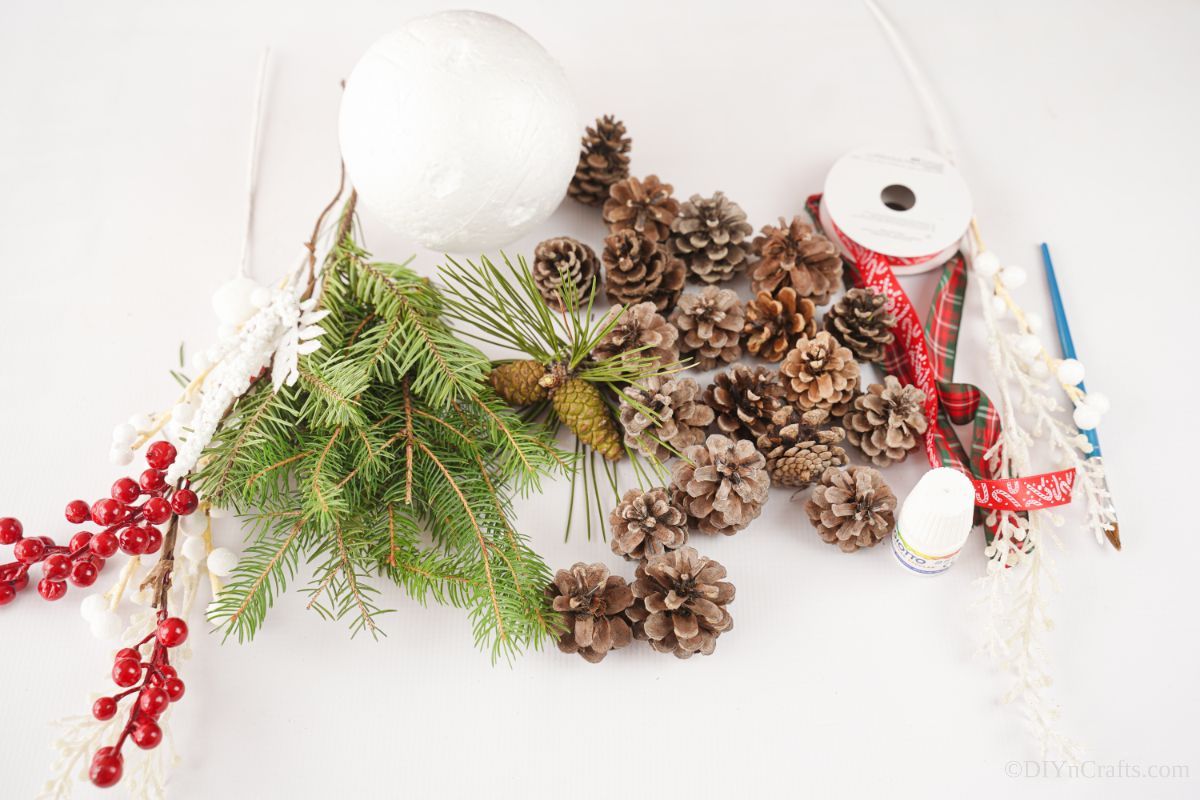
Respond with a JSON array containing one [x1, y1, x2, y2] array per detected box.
[[1041, 243, 1120, 549]]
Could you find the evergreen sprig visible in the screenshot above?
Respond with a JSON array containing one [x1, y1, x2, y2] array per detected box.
[[194, 207, 568, 660]]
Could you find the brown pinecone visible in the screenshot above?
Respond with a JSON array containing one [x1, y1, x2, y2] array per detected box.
[[546, 563, 635, 662], [742, 286, 818, 362], [671, 287, 744, 371], [779, 331, 860, 415], [532, 237, 601, 312], [569, 115, 632, 207], [756, 407, 848, 489], [804, 466, 897, 553], [703, 364, 788, 440], [619, 376, 714, 461], [610, 487, 689, 561], [749, 217, 843, 304], [602, 229, 686, 313], [602, 175, 680, 243], [824, 287, 896, 363], [489, 360, 548, 406], [591, 302, 679, 369], [625, 546, 734, 658], [843, 375, 928, 467], [670, 191, 753, 284], [671, 434, 770, 536]]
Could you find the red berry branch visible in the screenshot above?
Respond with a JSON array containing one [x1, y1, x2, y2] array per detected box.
[[0, 440, 198, 607], [88, 613, 190, 788]]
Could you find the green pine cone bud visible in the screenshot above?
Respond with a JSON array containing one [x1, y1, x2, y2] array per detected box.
[[489, 360, 549, 406]]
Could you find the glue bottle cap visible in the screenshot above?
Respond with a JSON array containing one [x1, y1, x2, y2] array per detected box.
[[897, 468, 976, 558]]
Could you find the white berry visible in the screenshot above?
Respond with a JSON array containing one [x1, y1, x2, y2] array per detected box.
[[109, 448, 134, 466], [173, 402, 196, 424], [212, 276, 262, 326], [1024, 312, 1043, 333], [1056, 358, 1085, 385], [1085, 391, 1110, 415], [179, 512, 208, 537], [1000, 265, 1028, 289], [180, 536, 208, 563], [127, 412, 154, 431], [974, 251, 1000, 277], [1073, 404, 1101, 431], [207, 547, 238, 577], [1016, 335, 1042, 359], [80, 593, 108, 622], [111, 423, 137, 445], [990, 296, 1007, 317], [251, 286, 274, 309], [90, 611, 124, 641]]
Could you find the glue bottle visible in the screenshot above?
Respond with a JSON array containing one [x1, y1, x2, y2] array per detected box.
[[892, 468, 976, 575]]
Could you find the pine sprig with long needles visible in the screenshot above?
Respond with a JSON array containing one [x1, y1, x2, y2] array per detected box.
[[193, 201, 569, 660]]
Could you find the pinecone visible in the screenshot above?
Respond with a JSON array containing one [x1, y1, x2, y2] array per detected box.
[[749, 217, 843, 304], [625, 546, 735, 658], [671, 434, 770, 536], [602, 229, 685, 313], [742, 286, 817, 362], [489, 360, 548, 406], [569, 115, 632, 207], [602, 175, 680, 243], [670, 191, 753, 284], [610, 487, 688, 560], [702, 364, 788, 440], [824, 287, 896, 363], [843, 376, 928, 467], [532, 237, 601, 312], [671, 287, 744, 371], [804, 466, 898, 553], [591, 302, 679, 369], [549, 374, 623, 460], [756, 407, 848, 489], [619, 376, 714, 461], [546, 563, 634, 662], [779, 331, 860, 415]]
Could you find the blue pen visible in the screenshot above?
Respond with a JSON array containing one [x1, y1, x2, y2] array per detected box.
[[1040, 243, 1120, 549]]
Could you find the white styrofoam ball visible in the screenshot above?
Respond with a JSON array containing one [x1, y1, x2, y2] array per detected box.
[[250, 286, 274, 309], [90, 611, 124, 641], [990, 296, 1007, 317], [1024, 312, 1043, 333], [109, 447, 134, 466], [80, 593, 108, 622], [212, 277, 261, 326], [180, 536, 208, 564], [339, 11, 579, 253], [179, 511, 208, 537], [128, 412, 154, 431], [1016, 334, 1042, 360], [207, 547, 238, 577], [111, 423, 137, 446], [1056, 358, 1085, 385], [1073, 404, 1101, 431], [973, 251, 1000, 277], [1084, 390, 1110, 414], [1000, 265, 1027, 289]]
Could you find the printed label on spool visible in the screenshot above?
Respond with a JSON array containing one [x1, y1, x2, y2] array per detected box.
[[822, 145, 972, 261], [891, 525, 960, 576]]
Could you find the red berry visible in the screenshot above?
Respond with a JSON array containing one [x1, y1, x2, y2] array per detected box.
[[157, 665, 178, 680], [37, 577, 67, 601], [92, 696, 118, 721], [156, 617, 188, 648], [111, 477, 141, 504], [0, 517, 22, 545], [142, 526, 163, 555], [112, 658, 142, 687], [131, 718, 162, 750], [13, 537, 46, 564], [163, 677, 185, 702], [89, 749, 123, 788], [145, 441, 177, 470], [141, 497, 171, 525], [69, 531, 93, 552], [117, 526, 148, 555], [65, 500, 91, 524], [170, 489, 199, 516], [38, 535, 56, 547], [42, 553, 71, 581], [69, 560, 99, 587], [91, 498, 125, 527], [139, 469, 166, 492], [9, 571, 28, 591], [114, 647, 141, 663], [0, 583, 15, 605], [88, 555, 106, 571], [138, 686, 170, 717], [90, 532, 119, 558]]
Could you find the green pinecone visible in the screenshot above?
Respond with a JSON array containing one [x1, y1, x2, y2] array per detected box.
[[552, 378, 622, 460], [489, 360, 549, 406]]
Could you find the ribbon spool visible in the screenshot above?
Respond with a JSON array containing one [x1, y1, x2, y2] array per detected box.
[[815, 145, 1075, 513]]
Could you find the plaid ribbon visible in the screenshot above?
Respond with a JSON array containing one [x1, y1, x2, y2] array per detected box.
[[808, 194, 1075, 512]]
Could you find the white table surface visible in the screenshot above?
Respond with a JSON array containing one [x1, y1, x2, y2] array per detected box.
[[2, 1, 1198, 798]]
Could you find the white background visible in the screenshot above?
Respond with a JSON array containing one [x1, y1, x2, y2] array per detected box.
[[1, 1, 1198, 798]]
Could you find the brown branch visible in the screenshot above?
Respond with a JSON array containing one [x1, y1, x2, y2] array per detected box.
[[140, 514, 181, 609], [387, 504, 397, 567], [312, 427, 342, 513], [403, 379, 415, 505], [247, 451, 311, 489], [333, 523, 377, 635]]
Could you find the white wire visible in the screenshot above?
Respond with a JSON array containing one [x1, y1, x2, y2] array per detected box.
[[237, 47, 272, 278]]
